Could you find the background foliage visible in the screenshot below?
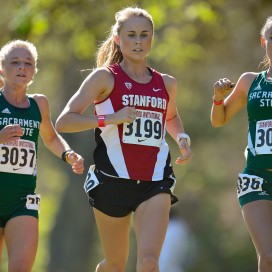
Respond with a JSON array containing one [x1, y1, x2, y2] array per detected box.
[[1, 0, 272, 271]]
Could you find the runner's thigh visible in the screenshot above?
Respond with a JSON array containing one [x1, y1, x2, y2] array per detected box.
[[94, 208, 131, 266], [5, 216, 38, 270], [0, 228, 4, 261], [242, 200, 272, 253], [134, 193, 171, 258]]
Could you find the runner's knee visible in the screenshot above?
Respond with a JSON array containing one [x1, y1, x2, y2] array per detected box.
[[9, 260, 33, 272], [137, 255, 158, 272], [96, 259, 126, 272]]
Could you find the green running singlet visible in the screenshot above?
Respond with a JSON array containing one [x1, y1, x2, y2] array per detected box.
[[0, 92, 41, 226], [247, 71, 272, 169]]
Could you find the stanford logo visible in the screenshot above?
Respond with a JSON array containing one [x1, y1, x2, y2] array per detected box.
[[125, 82, 132, 90]]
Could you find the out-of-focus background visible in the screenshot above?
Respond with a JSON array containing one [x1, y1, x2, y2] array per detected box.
[[1, 0, 271, 271]]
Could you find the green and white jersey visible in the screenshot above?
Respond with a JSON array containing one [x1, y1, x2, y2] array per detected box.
[[247, 71, 272, 168], [0, 92, 41, 189]]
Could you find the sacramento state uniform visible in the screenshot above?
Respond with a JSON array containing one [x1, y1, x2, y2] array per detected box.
[[238, 71, 272, 206], [86, 64, 177, 217], [0, 92, 41, 227]]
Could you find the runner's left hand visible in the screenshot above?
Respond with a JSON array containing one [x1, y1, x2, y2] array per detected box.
[[66, 151, 84, 174], [175, 140, 192, 165]]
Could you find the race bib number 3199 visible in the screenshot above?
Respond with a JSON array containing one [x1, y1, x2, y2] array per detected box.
[[123, 110, 163, 147], [0, 139, 36, 175]]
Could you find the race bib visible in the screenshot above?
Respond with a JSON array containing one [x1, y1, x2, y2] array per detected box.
[[255, 119, 272, 155], [169, 174, 176, 194], [237, 173, 264, 198], [84, 165, 100, 194], [0, 139, 36, 175], [122, 110, 163, 147], [26, 194, 41, 211]]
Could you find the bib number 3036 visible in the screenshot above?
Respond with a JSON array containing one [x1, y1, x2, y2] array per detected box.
[[237, 173, 264, 198]]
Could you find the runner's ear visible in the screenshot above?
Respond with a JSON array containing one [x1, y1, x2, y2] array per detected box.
[[114, 35, 120, 46], [260, 36, 265, 48]]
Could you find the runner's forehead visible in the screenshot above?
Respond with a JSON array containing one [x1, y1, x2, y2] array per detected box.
[[6, 48, 34, 62]]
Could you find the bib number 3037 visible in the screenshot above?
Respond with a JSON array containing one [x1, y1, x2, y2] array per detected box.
[[0, 139, 36, 175], [237, 173, 264, 198]]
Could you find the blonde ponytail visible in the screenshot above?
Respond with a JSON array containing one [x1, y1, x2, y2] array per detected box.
[[96, 34, 123, 67]]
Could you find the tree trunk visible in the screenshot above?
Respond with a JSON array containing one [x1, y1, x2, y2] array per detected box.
[[47, 62, 99, 271]]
